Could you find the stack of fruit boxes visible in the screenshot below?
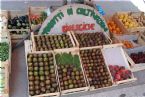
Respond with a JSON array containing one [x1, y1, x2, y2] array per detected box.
[[28, 32, 90, 96], [25, 46, 89, 96], [26, 31, 137, 96], [71, 31, 136, 87]]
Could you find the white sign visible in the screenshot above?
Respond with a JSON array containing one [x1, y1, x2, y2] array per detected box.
[[39, 4, 109, 34]]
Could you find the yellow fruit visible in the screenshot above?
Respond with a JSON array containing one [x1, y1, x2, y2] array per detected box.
[[128, 16, 132, 19], [118, 14, 124, 19], [125, 25, 128, 28], [125, 22, 129, 26], [122, 19, 126, 23], [124, 14, 128, 17]]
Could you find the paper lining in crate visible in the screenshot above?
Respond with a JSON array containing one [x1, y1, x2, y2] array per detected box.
[[26, 51, 60, 97], [31, 32, 76, 51], [102, 44, 137, 84], [79, 46, 115, 91], [125, 46, 145, 72], [7, 10, 31, 39], [71, 31, 112, 48], [24, 40, 33, 55], [29, 6, 48, 30], [0, 61, 9, 97], [113, 12, 145, 34], [54, 48, 89, 95]]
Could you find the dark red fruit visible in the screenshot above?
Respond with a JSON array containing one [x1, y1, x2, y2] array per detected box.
[[109, 65, 132, 82]]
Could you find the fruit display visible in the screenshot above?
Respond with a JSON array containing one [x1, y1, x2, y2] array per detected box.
[[130, 52, 145, 64], [0, 42, 9, 61], [107, 20, 123, 34], [55, 52, 86, 90], [74, 32, 110, 47], [80, 49, 113, 89], [130, 13, 145, 27], [109, 65, 132, 82], [117, 13, 139, 29], [30, 11, 47, 25], [7, 15, 30, 29], [27, 53, 59, 96], [34, 34, 74, 51], [121, 40, 134, 49]]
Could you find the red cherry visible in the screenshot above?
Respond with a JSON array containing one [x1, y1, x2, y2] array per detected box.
[[115, 74, 121, 81]]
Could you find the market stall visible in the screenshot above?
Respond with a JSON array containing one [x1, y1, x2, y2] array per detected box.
[[1, 2, 145, 97]]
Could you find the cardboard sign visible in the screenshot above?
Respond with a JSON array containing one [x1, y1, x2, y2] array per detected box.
[[39, 4, 109, 34]]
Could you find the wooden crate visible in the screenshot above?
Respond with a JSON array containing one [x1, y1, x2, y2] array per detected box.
[[0, 10, 8, 18], [29, 6, 47, 16], [31, 32, 76, 51], [7, 10, 31, 40], [130, 12, 145, 28], [79, 47, 115, 91], [25, 51, 60, 97], [114, 34, 142, 49], [0, 61, 9, 97], [9, 29, 30, 40], [138, 33, 145, 46], [0, 29, 9, 39], [143, 31, 145, 36], [29, 6, 48, 30], [102, 44, 137, 84], [24, 40, 33, 55], [105, 16, 125, 36], [71, 31, 112, 48], [113, 12, 145, 34], [1, 36, 12, 74], [54, 48, 89, 95], [0, 10, 8, 30], [125, 46, 145, 72]]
